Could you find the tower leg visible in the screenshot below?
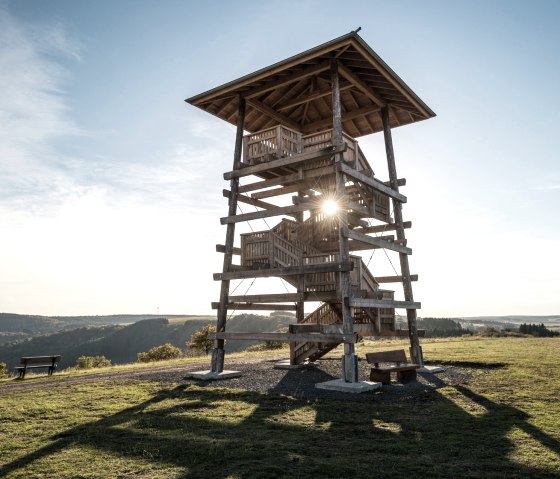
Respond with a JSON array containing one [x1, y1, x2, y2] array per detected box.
[[212, 97, 246, 373], [381, 107, 422, 365]]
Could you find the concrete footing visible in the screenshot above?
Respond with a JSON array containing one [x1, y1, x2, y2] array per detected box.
[[315, 379, 382, 393], [418, 365, 444, 374], [273, 359, 315, 370], [184, 370, 242, 381]]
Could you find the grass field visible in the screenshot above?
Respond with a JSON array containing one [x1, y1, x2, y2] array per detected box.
[[0, 337, 559, 478]]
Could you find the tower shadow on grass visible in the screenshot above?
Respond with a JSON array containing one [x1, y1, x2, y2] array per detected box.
[[1, 380, 559, 478]]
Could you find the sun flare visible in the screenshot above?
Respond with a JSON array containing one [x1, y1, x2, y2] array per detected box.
[[322, 198, 338, 216]]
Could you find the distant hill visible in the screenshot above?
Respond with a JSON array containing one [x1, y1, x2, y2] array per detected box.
[[0, 313, 200, 345], [0, 314, 293, 370]]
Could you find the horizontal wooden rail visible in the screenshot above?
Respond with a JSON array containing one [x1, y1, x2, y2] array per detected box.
[[221, 203, 310, 225], [215, 244, 241, 255], [354, 221, 411, 235], [339, 162, 407, 203], [211, 303, 297, 311], [239, 165, 335, 194], [227, 292, 338, 303], [214, 261, 353, 281], [347, 298, 421, 309], [210, 332, 357, 343], [344, 229, 412, 255], [223, 144, 346, 180], [375, 274, 418, 283]]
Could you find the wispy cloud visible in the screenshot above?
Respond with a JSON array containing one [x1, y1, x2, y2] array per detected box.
[[0, 7, 83, 209]]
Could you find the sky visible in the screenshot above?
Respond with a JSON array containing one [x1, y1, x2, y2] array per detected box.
[[0, 0, 559, 317]]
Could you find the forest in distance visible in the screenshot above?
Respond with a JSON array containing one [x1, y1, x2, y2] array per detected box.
[[1, 312, 559, 370]]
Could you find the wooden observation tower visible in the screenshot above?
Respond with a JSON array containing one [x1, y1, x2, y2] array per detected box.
[[186, 31, 435, 384]]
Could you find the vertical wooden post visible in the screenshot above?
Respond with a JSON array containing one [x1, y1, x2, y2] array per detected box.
[[212, 97, 246, 373], [381, 107, 423, 365], [332, 59, 357, 382]]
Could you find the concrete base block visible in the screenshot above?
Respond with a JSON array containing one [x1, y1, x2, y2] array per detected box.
[[273, 359, 315, 370], [315, 379, 382, 393], [184, 370, 242, 381], [418, 365, 444, 374]]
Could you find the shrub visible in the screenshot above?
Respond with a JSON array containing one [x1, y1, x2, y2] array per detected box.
[[75, 355, 112, 369], [187, 325, 216, 355], [0, 362, 8, 378], [137, 343, 183, 363]]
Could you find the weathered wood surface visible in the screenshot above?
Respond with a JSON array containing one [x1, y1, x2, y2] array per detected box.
[[211, 302, 297, 311], [223, 144, 346, 180], [215, 244, 241, 255], [375, 274, 418, 283], [210, 331, 357, 343], [214, 261, 353, 281], [345, 229, 412, 255], [339, 162, 407, 203], [347, 298, 421, 309], [227, 292, 338, 303]]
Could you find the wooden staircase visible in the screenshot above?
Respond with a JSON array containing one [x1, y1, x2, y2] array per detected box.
[[240, 218, 397, 364]]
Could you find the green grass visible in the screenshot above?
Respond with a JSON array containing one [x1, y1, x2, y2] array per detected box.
[[0, 337, 559, 478]]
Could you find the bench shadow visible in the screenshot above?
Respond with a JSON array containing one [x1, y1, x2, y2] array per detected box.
[[1, 376, 559, 478]]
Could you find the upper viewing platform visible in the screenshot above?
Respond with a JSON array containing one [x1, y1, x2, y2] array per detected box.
[[185, 31, 435, 139]]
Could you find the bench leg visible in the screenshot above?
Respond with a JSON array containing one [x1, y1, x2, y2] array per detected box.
[[370, 370, 391, 385], [20, 367, 26, 380], [397, 369, 417, 383]]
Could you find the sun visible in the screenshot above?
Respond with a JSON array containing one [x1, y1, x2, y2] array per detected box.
[[322, 198, 338, 216]]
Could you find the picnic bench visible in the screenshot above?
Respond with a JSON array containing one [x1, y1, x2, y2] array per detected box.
[[15, 355, 61, 379], [365, 350, 419, 385]]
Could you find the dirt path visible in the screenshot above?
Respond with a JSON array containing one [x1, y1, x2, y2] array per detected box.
[[0, 353, 289, 393]]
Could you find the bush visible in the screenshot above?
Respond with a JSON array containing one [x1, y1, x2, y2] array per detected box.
[[0, 362, 8, 378], [137, 343, 183, 363], [187, 325, 216, 355], [75, 355, 112, 369]]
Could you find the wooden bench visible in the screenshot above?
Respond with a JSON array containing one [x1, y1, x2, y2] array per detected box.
[[365, 350, 419, 385], [15, 355, 61, 379]]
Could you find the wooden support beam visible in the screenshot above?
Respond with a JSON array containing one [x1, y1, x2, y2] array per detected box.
[[244, 61, 331, 99], [211, 331, 357, 343], [251, 182, 313, 200], [345, 229, 412, 255], [339, 162, 407, 203], [216, 244, 241, 255], [302, 104, 381, 134], [277, 82, 353, 111], [375, 274, 418, 283], [222, 189, 279, 211], [338, 62, 386, 108], [224, 144, 345, 180], [384, 178, 406, 187], [355, 221, 411, 235], [220, 203, 310, 224], [227, 292, 338, 303], [348, 298, 421, 309], [239, 165, 335, 194], [211, 302, 297, 311], [246, 98, 301, 131], [214, 261, 353, 281]]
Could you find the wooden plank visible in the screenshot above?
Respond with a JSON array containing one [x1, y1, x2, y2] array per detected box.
[[338, 62, 386, 108], [277, 82, 353, 111], [220, 203, 310, 224], [348, 298, 421, 309], [384, 178, 406, 187], [227, 292, 338, 303], [211, 302, 297, 311], [375, 274, 418, 283], [339, 162, 407, 203], [345, 229, 412, 255], [239, 165, 335, 193], [222, 189, 279, 211], [214, 261, 353, 281], [246, 98, 301, 131], [215, 244, 241, 255], [251, 182, 313, 200], [354, 221, 411, 234], [211, 331, 357, 343], [223, 144, 345, 180], [302, 104, 381, 133], [244, 61, 331, 99]]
